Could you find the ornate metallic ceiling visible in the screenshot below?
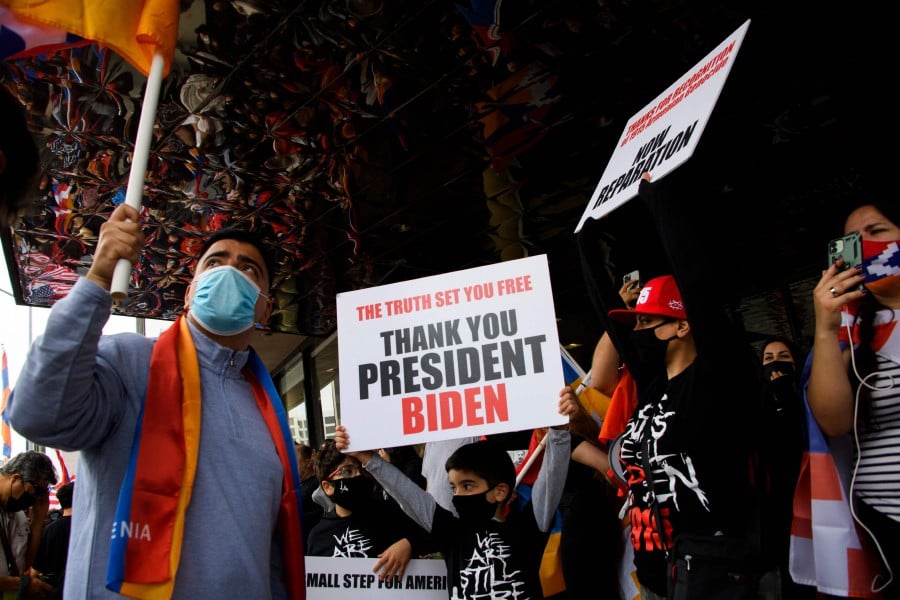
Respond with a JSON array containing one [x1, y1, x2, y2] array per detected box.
[[0, 0, 886, 365]]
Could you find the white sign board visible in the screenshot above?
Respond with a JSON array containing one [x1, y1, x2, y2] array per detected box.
[[574, 19, 750, 232], [305, 557, 448, 599], [336, 254, 566, 451]]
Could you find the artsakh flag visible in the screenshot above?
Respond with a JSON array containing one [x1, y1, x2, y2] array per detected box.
[[788, 338, 886, 598], [861, 240, 900, 286], [1, 347, 11, 459], [0, 0, 180, 76]]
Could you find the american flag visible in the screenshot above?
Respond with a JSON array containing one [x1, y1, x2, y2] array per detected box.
[[48, 449, 74, 512]]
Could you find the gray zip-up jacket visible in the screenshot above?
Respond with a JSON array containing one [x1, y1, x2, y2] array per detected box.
[[8, 278, 288, 599]]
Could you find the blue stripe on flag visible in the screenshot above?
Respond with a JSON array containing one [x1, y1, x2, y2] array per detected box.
[[1, 348, 11, 458], [560, 345, 585, 386]]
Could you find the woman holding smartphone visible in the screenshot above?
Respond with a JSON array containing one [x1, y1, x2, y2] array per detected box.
[[808, 199, 900, 597]]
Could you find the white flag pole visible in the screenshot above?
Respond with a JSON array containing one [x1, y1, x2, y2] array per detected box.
[[575, 368, 592, 395], [515, 434, 548, 487], [110, 51, 166, 301]]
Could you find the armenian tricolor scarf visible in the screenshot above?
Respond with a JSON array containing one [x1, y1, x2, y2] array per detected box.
[[106, 316, 305, 599]]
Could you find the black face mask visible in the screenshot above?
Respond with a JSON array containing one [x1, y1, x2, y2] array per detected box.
[[452, 489, 497, 523], [329, 475, 374, 513], [632, 321, 677, 371], [763, 360, 795, 381], [5, 490, 34, 514], [763, 361, 798, 412]]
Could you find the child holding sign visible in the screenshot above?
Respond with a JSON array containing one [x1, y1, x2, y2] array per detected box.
[[307, 439, 434, 581], [333, 386, 575, 599]]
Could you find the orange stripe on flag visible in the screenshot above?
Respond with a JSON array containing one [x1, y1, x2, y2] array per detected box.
[[2, 0, 180, 76], [1, 348, 11, 459]]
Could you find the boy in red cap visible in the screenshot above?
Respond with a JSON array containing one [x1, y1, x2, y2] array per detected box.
[[572, 171, 763, 600], [608, 274, 691, 378]]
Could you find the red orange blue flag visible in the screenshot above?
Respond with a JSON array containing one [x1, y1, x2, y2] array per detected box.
[[0, 6, 86, 58], [1, 346, 11, 459], [0, 0, 180, 76]]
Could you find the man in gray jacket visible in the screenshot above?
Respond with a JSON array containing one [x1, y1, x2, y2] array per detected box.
[[8, 203, 304, 599]]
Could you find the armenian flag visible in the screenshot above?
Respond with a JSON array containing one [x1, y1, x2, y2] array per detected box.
[[0, 0, 180, 76], [1, 346, 11, 459]]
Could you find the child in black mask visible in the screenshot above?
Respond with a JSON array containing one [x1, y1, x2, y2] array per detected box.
[[306, 439, 433, 581], [333, 389, 575, 600]]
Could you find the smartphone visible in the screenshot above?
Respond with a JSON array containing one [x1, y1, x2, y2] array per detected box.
[[623, 270, 640, 291], [827, 232, 862, 272], [827, 232, 863, 292]]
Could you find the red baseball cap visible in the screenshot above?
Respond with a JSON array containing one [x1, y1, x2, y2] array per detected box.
[[608, 274, 687, 323]]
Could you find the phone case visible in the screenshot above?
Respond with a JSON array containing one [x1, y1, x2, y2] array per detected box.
[[827, 232, 862, 271]]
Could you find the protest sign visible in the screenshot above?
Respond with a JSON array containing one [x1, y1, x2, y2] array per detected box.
[[336, 254, 566, 451], [305, 557, 447, 599], [575, 19, 750, 232]]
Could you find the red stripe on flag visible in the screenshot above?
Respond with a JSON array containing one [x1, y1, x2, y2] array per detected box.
[[790, 455, 813, 538], [55, 449, 71, 483], [848, 546, 882, 595], [2, 0, 180, 76], [1, 348, 12, 459], [807, 452, 844, 501]]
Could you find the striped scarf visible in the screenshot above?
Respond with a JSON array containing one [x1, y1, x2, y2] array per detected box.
[[105, 316, 305, 599]]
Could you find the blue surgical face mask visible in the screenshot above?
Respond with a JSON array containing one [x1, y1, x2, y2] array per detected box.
[[189, 266, 264, 336]]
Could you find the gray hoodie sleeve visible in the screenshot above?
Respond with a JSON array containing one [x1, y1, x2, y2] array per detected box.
[[365, 454, 438, 533], [529, 428, 571, 531]]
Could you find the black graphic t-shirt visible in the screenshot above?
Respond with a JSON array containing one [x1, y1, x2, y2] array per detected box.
[[585, 172, 763, 596], [306, 512, 384, 558], [430, 499, 549, 600], [619, 357, 755, 593], [306, 493, 432, 558]]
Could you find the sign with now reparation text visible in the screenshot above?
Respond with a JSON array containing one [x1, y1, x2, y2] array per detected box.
[[336, 254, 566, 451], [574, 19, 750, 232]]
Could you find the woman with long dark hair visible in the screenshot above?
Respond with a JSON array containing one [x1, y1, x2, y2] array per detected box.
[[808, 199, 900, 598]]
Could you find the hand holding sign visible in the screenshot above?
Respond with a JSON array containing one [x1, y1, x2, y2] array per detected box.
[[373, 538, 413, 582], [336, 255, 566, 451], [574, 20, 750, 231]]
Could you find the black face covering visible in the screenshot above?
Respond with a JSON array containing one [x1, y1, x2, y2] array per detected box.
[[632, 321, 677, 371], [452, 489, 497, 523], [329, 475, 375, 513], [763, 361, 798, 412], [763, 360, 795, 381]]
